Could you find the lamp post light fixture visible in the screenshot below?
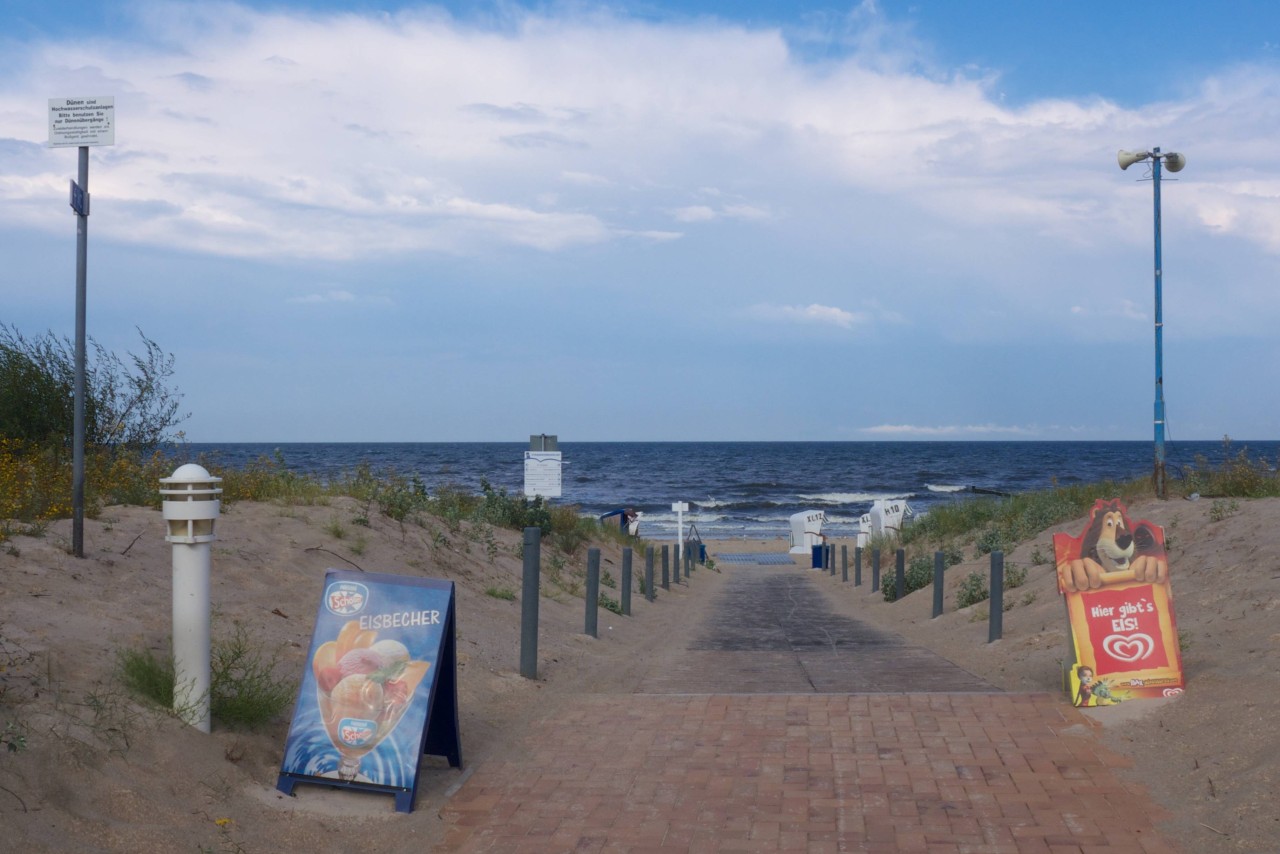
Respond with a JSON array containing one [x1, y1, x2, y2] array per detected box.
[[1118, 146, 1185, 500]]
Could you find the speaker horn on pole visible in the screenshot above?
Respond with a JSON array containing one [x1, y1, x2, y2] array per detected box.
[[1118, 149, 1149, 170], [1164, 152, 1186, 173]]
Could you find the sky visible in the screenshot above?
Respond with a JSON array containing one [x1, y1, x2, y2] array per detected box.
[[2, 0, 1280, 442]]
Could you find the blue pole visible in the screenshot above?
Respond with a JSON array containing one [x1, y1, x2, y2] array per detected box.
[[1152, 147, 1167, 499]]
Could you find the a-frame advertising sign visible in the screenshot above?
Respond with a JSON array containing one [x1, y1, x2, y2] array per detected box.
[[277, 570, 462, 812]]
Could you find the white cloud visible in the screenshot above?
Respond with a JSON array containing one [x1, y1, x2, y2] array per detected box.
[[861, 423, 1037, 437], [288, 290, 356, 304], [0, 2, 1278, 340], [560, 170, 611, 187], [673, 205, 717, 223], [748, 303, 866, 329]]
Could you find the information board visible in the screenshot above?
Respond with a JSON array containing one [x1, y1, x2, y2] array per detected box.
[[1054, 499, 1184, 706], [524, 451, 563, 498], [48, 97, 115, 147], [277, 570, 461, 812]]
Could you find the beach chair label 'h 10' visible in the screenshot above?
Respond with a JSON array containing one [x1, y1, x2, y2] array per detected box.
[[277, 570, 462, 812], [1054, 499, 1184, 707]]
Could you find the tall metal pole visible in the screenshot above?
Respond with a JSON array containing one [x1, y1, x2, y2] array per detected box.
[[1152, 147, 1167, 500], [72, 145, 89, 558]]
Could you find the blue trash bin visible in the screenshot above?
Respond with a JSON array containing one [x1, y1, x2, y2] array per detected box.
[[811, 545, 823, 568]]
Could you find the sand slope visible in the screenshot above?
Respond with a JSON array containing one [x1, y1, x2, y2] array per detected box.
[[0, 496, 1276, 852]]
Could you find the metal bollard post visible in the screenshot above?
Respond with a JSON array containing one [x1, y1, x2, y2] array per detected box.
[[841, 545, 848, 582], [621, 547, 632, 616], [674, 542, 682, 583], [827, 544, 835, 575], [520, 527, 541, 678], [662, 545, 670, 590], [685, 545, 693, 578], [585, 548, 601, 638], [855, 546, 862, 586], [989, 551, 1004, 642], [895, 548, 905, 601], [871, 548, 881, 593], [932, 551, 944, 619], [645, 545, 655, 602], [160, 463, 222, 733]]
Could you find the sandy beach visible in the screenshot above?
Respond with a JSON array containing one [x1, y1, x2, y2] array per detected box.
[[1, 495, 1276, 852]]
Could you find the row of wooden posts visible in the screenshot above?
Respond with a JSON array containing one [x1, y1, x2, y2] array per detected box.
[[519, 528, 706, 680], [812, 543, 1008, 643], [517, 529, 1009, 680]]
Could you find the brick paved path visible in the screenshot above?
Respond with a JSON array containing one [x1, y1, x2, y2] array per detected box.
[[440, 566, 1177, 853]]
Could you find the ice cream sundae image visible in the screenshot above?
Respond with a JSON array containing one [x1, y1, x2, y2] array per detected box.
[[311, 620, 431, 781]]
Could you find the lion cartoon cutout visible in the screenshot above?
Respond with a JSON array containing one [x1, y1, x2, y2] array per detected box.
[[1054, 498, 1168, 593], [1054, 498, 1184, 705]]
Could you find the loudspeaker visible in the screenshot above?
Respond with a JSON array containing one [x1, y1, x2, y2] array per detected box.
[[1117, 149, 1148, 171], [1164, 152, 1186, 173]]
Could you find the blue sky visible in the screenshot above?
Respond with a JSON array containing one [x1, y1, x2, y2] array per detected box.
[[2, 1, 1279, 442]]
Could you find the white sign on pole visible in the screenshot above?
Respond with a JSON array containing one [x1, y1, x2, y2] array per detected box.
[[49, 97, 115, 147], [523, 452, 563, 499]]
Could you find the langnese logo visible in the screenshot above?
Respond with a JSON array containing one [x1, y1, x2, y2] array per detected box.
[[326, 581, 369, 616]]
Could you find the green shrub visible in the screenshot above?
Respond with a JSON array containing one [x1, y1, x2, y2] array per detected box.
[[118, 646, 175, 707], [209, 627, 294, 729], [473, 479, 552, 533], [485, 586, 516, 601], [0, 323, 186, 450], [1208, 498, 1240, 522], [882, 554, 935, 602], [974, 528, 1005, 557], [1005, 563, 1028, 589], [117, 627, 292, 730], [598, 592, 622, 615], [1182, 437, 1280, 498], [956, 571, 989, 609]]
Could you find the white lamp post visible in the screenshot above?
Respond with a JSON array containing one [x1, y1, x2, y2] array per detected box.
[[160, 463, 222, 732]]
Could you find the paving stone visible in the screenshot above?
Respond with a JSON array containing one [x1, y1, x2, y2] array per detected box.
[[438, 567, 1176, 853]]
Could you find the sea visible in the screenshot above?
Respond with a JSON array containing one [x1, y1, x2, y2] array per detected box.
[[179, 440, 1277, 541]]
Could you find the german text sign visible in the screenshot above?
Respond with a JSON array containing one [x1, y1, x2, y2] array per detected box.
[[277, 570, 461, 812], [1054, 499, 1184, 707], [48, 97, 115, 147], [524, 451, 562, 498]]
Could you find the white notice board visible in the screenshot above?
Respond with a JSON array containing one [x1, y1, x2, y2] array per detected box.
[[49, 97, 115, 147], [523, 452, 562, 499]]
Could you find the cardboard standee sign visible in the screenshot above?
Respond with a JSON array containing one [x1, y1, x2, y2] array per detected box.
[[1054, 499, 1185, 707], [277, 570, 462, 812]]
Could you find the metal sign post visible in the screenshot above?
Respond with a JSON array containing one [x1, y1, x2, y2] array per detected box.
[[672, 502, 689, 563], [49, 96, 114, 558]]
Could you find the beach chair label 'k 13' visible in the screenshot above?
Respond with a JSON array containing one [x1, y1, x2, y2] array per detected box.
[[276, 570, 462, 812], [1054, 499, 1184, 707]]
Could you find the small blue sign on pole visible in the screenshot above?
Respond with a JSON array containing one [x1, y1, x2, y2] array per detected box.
[[69, 179, 89, 216], [277, 570, 462, 812]]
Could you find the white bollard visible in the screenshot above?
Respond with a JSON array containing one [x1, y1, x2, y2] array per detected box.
[[160, 463, 222, 733]]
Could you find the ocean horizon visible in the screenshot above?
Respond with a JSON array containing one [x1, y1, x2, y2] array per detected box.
[[177, 439, 1278, 540]]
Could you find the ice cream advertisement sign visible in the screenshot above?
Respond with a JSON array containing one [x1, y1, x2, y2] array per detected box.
[[277, 570, 461, 812], [1054, 499, 1185, 707]]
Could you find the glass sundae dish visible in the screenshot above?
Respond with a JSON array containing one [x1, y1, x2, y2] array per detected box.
[[311, 620, 431, 781]]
